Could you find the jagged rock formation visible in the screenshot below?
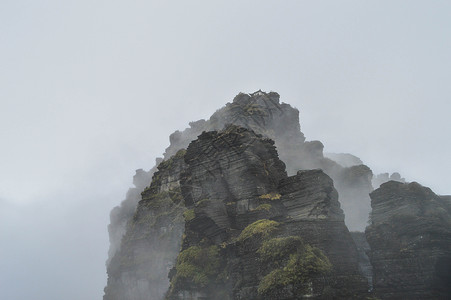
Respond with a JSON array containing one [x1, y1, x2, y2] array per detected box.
[[107, 166, 157, 265], [104, 151, 187, 300], [366, 181, 451, 299], [107, 126, 368, 300], [105, 91, 374, 277], [108, 92, 371, 239], [324, 153, 363, 168], [104, 91, 450, 300]]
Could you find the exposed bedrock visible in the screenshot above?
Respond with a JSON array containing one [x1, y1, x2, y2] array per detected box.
[[105, 91, 377, 260], [165, 126, 367, 299], [350, 232, 373, 292], [104, 91, 431, 299], [324, 153, 363, 168], [104, 151, 187, 300], [107, 168, 154, 265], [366, 181, 451, 299], [163, 91, 375, 230]]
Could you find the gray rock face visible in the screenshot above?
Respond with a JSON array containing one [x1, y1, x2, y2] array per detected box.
[[324, 153, 363, 168], [278, 169, 343, 221], [104, 151, 187, 300], [105, 125, 369, 300], [182, 126, 286, 206], [278, 170, 368, 299], [164, 126, 367, 299], [106, 91, 373, 251], [350, 232, 373, 291], [366, 181, 451, 299], [107, 168, 154, 266], [104, 91, 450, 300]]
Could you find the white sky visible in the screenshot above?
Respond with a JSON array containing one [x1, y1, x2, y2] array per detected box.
[[1, 1, 450, 299]]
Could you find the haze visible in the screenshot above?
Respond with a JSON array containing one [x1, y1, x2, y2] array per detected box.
[[1, 1, 450, 299]]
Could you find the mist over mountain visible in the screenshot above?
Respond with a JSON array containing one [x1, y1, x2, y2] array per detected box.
[[2, 2, 450, 300], [104, 91, 451, 299]]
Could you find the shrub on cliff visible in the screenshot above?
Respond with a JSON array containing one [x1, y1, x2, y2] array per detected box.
[[257, 237, 332, 296], [172, 245, 220, 288], [237, 219, 280, 242]]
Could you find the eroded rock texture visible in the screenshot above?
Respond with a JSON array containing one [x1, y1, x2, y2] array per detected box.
[[107, 167, 156, 265], [106, 91, 374, 260], [366, 181, 451, 299], [104, 151, 187, 300], [324, 153, 363, 168], [166, 126, 367, 299], [350, 232, 373, 292], [104, 91, 450, 300]]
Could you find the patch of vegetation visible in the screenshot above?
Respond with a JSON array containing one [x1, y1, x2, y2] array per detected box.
[[158, 149, 186, 170], [237, 219, 280, 242], [174, 148, 187, 159], [142, 191, 173, 209], [173, 245, 221, 287], [142, 187, 183, 208], [257, 244, 332, 295], [158, 159, 173, 170], [134, 187, 186, 232], [183, 209, 195, 221], [254, 204, 272, 211], [258, 236, 304, 263], [259, 193, 281, 200]]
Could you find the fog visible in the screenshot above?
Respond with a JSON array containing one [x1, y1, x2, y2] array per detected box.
[[1, 1, 450, 299]]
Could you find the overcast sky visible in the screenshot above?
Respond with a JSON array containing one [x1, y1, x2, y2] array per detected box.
[[1, 1, 450, 299]]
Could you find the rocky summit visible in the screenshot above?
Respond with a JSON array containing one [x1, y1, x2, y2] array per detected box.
[[366, 181, 451, 299], [104, 91, 451, 299]]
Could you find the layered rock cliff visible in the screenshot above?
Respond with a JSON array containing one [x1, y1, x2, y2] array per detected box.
[[366, 181, 451, 299], [104, 91, 450, 299], [107, 91, 373, 250], [106, 126, 368, 299], [104, 150, 187, 300]]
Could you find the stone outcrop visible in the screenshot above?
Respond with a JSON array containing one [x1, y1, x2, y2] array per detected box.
[[165, 126, 367, 299], [107, 167, 156, 265], [366, 181, 451, 299], [105, 91, 375, 259], [105, 125, 369, 300], [350, 232, 373, 292], [104, 91, 450, 300], [104, 151, 187, 300], [324, 153, 363, 168]]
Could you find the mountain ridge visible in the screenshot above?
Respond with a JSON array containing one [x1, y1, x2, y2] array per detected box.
[[104, 91, 451, 299]]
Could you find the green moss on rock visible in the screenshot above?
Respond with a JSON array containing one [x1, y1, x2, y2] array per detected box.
[[183, 209, 195, 221], [237, 219, 280, 242], [259, 193, 281, 200], [173, 245, 221, 287], [254, 204, 272, 211], [257, 243, 332, 295], [258, 236, 304, 263]]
